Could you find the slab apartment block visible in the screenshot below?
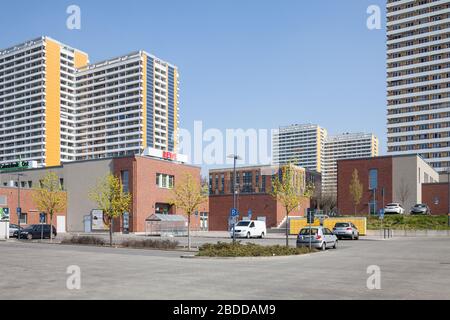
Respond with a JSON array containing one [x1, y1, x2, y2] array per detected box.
[[0, 36, 179, 167]]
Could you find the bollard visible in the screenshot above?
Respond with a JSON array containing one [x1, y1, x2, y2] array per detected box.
[[448, 214, 450, 227]]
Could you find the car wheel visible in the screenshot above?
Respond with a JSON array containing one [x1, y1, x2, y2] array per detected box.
[[356, 234, 359, 240], [27, 234, 33, 240], [246, 232, 250, 239], [321, 243, 326, 251], [333, 241, 338, 249], [260, 232, 265, 239], [351, 233, 355, 240]]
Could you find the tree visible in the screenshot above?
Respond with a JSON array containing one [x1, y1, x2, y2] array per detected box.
[[349, 169, 363, 216], [271, 164, 311, 247], [397, 178, 410, 212], [89, 174, 131, 246], [32, 171, 67, 242], [169, 173, 208, 251]]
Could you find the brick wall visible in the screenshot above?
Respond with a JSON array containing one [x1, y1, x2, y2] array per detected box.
[[337, 157, 393, 215], [422, 183, 449, 215], [209, 194, 310, 231], [0, 187, 67, 227], [113, 156, 204, 233]]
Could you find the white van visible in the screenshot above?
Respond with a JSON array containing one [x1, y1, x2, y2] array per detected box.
[[230, 220, 267, 239]]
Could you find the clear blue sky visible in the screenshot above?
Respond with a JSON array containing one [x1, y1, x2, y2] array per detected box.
[[0, 0, 387, 165]]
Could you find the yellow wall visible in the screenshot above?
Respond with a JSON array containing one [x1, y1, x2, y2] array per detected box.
[[290, 217, 367, 236], [45, 39, 61, 167], [142, 54, 147, 148], [74, 51, 88, 69]]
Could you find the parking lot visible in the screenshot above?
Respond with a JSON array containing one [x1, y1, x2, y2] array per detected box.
[[1, 235, 450, 300]]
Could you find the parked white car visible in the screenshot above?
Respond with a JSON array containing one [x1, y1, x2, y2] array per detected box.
[[384, 203, 405, 214], [231, 220, 266, 239]]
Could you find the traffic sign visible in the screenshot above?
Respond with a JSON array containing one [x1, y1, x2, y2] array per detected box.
[[306, 211, 315, 224], [1, 208, 9, 220], [247, 209, 252, 220], [379, 209, 385, 220], [39, 213, 46, 223], [230, 208, 239, 217], [16, 207, 21, 215]]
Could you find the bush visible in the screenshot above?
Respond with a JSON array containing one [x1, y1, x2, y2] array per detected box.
[[61, 236, 106, 246], [367, 215, 450, 230], [121, 239, 179, 250], [197, 242, 313, 257]]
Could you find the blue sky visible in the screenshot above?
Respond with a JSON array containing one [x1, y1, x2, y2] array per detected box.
[[0, 0, 387, 167]]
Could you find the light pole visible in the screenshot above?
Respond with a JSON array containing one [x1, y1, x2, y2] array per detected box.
[[447, 168, 450, 226], [15, 173, 25, 240], [228, 154, 241, 244]]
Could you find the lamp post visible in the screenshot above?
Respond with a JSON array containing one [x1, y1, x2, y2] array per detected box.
[[15, 173, 25, 240], [447, 168, 450, 226], [228, 154, 241, 244]]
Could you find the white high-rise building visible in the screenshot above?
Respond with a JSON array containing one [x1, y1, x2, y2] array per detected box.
[[0, 37, 88, 167], [272, 124, 328, 172], [387, 0, 450, 173], [322, 133, 379, 195], [0, 36, 179, 167]]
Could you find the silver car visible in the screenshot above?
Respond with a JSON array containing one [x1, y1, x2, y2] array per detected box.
[[410, 204, 430, 215], [333, 222, 359, 240], [9, 223, 21, 238], [296, 226, 338, 251]]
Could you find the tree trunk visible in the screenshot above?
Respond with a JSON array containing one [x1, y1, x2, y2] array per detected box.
[[50, 212, 53, 243], [285, 208, 289, 248], [187, 214, 191, 251], [109, 218, 113, 247]]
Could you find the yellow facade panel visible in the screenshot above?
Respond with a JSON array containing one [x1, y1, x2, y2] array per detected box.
[[45, 39, 61, 167], [290, 217, 367, 236], [74, 51, 88, 69]]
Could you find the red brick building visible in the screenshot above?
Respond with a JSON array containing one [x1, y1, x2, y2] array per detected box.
[[0, 152, 207, 233], [422, 183, 449, 215], [337, 155, 439, 215], [0, 187, 67, 229], [208, 165, 310, 230]]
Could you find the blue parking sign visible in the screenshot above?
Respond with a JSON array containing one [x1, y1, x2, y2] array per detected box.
[[230, 208, 239, 217]]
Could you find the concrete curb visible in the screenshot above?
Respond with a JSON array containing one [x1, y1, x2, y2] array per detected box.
[[366, 230, 450, 237]]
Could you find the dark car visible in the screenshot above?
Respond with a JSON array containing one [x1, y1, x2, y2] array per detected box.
[[410, 204, 431, 215], [14, 224, 57, 240]]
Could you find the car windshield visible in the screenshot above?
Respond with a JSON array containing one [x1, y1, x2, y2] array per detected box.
[[415, 204, 425, 208], [299, 228, 318, 235], [387, 203, 398, 207], [335, 223, 350, 228], [236, 221, 250, 227]]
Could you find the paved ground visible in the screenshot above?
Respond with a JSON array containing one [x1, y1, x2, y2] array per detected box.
[[1, 237, 450, 300]]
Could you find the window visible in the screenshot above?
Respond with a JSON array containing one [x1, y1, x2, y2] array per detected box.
[[121, 170, 129, 193], [369, 169, 378, 190], [19, 213, 27, 224], [156, 173, 175, 189]]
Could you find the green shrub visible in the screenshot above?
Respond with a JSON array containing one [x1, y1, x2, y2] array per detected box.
[[121, 239, 179, 249], [197, 242, 313, 257], [61, 236, 106, 246], [367, 215, 450, 230]]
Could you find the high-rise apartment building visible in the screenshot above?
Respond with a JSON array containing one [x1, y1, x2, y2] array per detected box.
[[0, 37, 179, 166], [272, 124, 328, 172], [322, 133, 379, 195], [387, 0, 450, 173], [75, 51, 178, 161], [0, 37, 88, 167]]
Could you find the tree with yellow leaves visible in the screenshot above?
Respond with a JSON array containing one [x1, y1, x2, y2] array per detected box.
[[349, 169, 363, 216], [89, 174, 131, 246], [271, 163, 309, 247], [170, 173, 208, 251], [32, 171, 67, 242]]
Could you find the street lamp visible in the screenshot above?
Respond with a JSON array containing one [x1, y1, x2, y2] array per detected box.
[[228, 154, 242, 244], [14, 173, 25, 240], [447, 168, 450, 226]]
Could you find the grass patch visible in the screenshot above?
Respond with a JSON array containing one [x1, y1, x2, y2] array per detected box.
[[367, 215, 450, 230], [121, 239, 179, 250], [197, 242, 314, 257], [61, 236, 106, 246]]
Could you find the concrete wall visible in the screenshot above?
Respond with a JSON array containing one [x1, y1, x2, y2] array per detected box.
[[392, 156, 439, 211]]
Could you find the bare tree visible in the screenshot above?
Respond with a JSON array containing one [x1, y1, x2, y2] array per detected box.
[[397, 178, 410, 212]]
